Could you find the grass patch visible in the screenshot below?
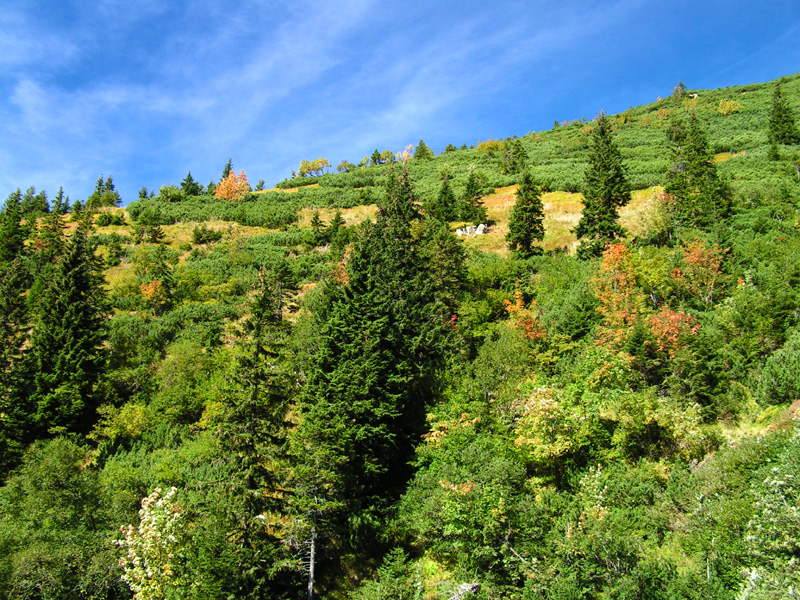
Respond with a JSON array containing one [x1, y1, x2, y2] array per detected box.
[[459, 186, 664, 256]]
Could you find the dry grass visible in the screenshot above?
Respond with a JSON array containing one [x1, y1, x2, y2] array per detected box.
[[713, 151, 746, 163], [296, 204, 379, 228], [253, 184, 319, 194], [460, 185, 663, 256]]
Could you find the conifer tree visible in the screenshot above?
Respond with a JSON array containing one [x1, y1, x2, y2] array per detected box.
[[413, 140, 433, 160], [180, 171, 203, 197], [574, 115, 631, 259], [27, 219, 107, 437], [426, 175, 457, 221], [310, 210, 326, 246], [290, 168, 440, 590], [0, 190, 25, 265], [221, 158, 233, 182], [86, 175, 121, 208], [218, 263, 299, 597], [506, 171, 545, 258], [460, 169, 488, 224], [499, 138, 529, 175], [0, 259, 32, 470], [52, 187, 70, 214], [768, 80, 799, 145], [665, 114, 730, 230]]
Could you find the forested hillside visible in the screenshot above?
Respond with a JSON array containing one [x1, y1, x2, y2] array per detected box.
[[1, 74, 799, 599]]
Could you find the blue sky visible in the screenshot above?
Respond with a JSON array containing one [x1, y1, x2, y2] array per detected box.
[[1, 0, 798, 206]]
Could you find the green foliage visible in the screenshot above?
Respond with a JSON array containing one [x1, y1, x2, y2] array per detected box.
[[664, 114, 731, 230], [180, 171, 203, 197], [758, 328, 800, 405], [575, 115, 631, 258], [413, 140, 433, 161], [27, 221, 108, 438], [768, 80, 799, 145], [499, 138, 529, 175], [506, 171, 545, 258], [86, 175, 122, 208]]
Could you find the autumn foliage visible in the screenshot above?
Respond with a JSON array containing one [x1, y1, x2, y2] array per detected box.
[[215, 169, 251, 201], [649, 307, 700, 357], [503, 287, 545, 341], [593, 243, 644, 348]]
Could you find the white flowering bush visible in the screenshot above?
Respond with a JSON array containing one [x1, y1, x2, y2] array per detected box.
[[116, 487, 185, 600]]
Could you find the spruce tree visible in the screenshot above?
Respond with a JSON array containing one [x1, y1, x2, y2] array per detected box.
[[27, 219, 107, 437], [413, 140, 433, 160], [221, 158, 233, 182], [218, 263, 299, 597], [499, 138, 529, 175], [427, 175, 457, 221], [574, 115, 631, 259], [768, 80, 799, 145], [460, 169, 488, 224], [507, 171, 545, 258], [0, 190, 25, 265], [0, 259, 32, 470], [665, 114, 730, 230], [180, 171, 203, 197], [290, 168, 440, 588]]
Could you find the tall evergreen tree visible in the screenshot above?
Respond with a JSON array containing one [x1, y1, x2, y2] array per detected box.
[[574, 115, 631, 259], [180, 171, 203, 197], [413, 140, 433, 160], [506, 171, 545, 258], [27, 220, 107, 438], [426, 175, 457, 221], [86, 175, 121, 208], [499, 138, 529, 175], [290, 168, 441, 594], [0, 259, 32, 471], [217, 263, 300, 598], [0, 190, 25, 266], [665, 114, 730, 230], [221, 158, 233, 182], [768, 80, 800, 145], [52, 187, 70, 214], [20, 186, 49, 215], [459, 169, 488, 224]]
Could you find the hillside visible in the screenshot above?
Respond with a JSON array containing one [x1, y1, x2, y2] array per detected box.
[[1, 73, 800, 600]]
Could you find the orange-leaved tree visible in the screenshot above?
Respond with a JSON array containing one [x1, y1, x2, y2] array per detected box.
[[215, 169, 251, 201], [593, 243, 645, 349]]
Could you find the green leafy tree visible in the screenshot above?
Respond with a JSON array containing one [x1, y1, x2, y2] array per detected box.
[[665, 114, 730, 230], [336, 160, 355, 173], [413, 139, 433, 160], [758, 329, 800, 405], [506, 171, 545, 258], [768, 80, 800, 145], [370, 149, 383, 166], [574, 115, 631, 259]]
